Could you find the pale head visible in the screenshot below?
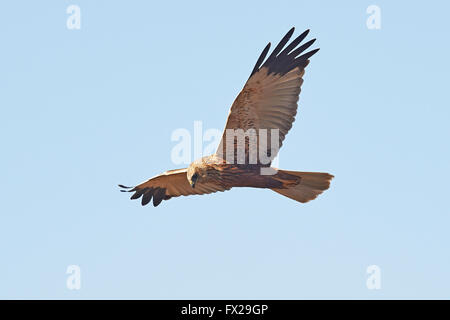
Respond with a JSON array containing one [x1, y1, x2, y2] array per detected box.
[[186, 157, 209, 188]]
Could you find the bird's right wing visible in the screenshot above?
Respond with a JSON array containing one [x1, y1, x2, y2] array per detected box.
[[119, 168, 230, 207], [216, 28, 319, 165]]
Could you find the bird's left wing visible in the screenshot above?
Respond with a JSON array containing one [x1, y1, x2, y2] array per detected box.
[[119, 168, 230, 207], [216, 28, 319, 165]]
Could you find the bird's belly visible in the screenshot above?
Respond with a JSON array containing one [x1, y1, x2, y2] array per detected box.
[[213, 165, 285, 189]]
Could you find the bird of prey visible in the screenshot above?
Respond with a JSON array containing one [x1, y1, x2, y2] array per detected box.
[[120, 27, 334, 207]]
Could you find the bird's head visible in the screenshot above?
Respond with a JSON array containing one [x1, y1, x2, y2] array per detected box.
[[187, 171, 199, 189], [187, 162, 207, 188]]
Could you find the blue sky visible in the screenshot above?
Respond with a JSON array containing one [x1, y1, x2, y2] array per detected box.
[[0, 0, 449, 299]]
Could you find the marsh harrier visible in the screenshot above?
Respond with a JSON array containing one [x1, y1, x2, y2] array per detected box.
[[120, 28, 333, 207]]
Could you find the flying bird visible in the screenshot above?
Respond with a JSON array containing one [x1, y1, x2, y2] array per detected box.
[[120, 27, 334, 207]]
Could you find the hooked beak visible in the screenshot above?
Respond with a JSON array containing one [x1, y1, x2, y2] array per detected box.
[[190, 173, 198, 188]]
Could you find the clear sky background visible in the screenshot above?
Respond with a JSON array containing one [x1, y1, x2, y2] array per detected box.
[[1, 0, 449, 299]]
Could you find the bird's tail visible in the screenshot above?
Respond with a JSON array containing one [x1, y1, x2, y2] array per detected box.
[[271, 170, 334, 203]]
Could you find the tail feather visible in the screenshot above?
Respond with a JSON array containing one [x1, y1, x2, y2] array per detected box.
[[272, 170, 334, 203]]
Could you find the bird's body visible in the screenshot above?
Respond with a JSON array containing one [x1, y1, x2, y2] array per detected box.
[[187, 155, 294, 189], [120, 27, 334, 207]]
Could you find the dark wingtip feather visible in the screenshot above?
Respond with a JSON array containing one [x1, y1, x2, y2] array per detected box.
[[118, 184, 132, 189], [264, 28, 295, 65], [249, 28, 319, 78], [279, 29, 310, 57], [299, 48, 320, 60], [130, 188, 147, 200], [249, 42, 271, 78], [289, 38, 316, 58], [152, 188, 166, 207], [141, 188, 153, 206]]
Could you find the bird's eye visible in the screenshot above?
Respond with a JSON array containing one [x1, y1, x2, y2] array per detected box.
[[192, 173, 198, 181]]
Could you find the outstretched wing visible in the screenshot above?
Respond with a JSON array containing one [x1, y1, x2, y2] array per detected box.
[[216, 28, 319, 165], [119, 168, 230, 207]]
